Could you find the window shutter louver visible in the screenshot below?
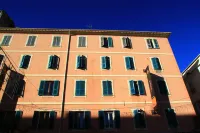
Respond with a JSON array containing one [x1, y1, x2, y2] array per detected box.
[[126, 38, 131, 48], [38, 81, 45, 96], [52, 81, 59, 96], [52, 55, 59, 69], [77, 56, 81, 69], [114, 110, 120, 128], [32, 111, 39, 129], [78, 37, 83, 47], [125, 57, 131, 69], [105, 56, 110, 69], [101, 37, 105, 47], [82, 37, 86, 47], [5, 36, 11, 45], [103, 81, 107, 96], [23, 55, 31, 69], [130, 57, 135, 69], [75, 81, 80, 96], [107, 81, 112, 95], [48, 56, 53, 69], [80, 81, 85, 96], [129, 80, 136, 95], [138, 80, 145, 95], [15, 111, 22, 127], [82, 55, 87, 69], [85, 111, 91, 129], [27, 36, 32, 46], [102, 56, 107, 69], [134, 110, 140, 128], [49, 111, 55, 129], [1, 36, 7, 45], [153, 39, 159, 48], [147, 39, 153, 48], [151, 57, 161, 70], [31, 36, 36, 45], [98, 111, 104, 129], [20, 55, 26, 68], [122, 37, 127, 48], [108, 37, 113, 47]]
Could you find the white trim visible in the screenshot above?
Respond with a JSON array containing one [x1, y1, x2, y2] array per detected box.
[[25, 35, 38, 47], [156, 79, 171, 96], [149, 56, 164, 71], [0, 34, 13, 46], [25, 74, 65, 77], [77, 36, 88, 48], [51, 35, 62, 47], [101, 79, 114, 97], [66, 74, 182, 77], [100, 56, 112, 70], [18, 54, 32, 70], [131, 108, 147, 130], [123, 56, 136, 71], [74, 79, 87, 97]]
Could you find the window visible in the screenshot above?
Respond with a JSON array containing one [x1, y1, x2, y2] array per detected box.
[[76, 55, 87, 70], [38, 80, 60, 96], [122, 37, 132, 48], [19, 55, 31, 69], [99, 110, 120, 129], [157, 80, 169, 95], [0, 54, 4, 65], [75, 80, 86, 96], [0, 111, 22, 131], [48, 55, 60, 69], [165, 108, 178, 128], [125, 57, 135, 70], [52, 36, 61, 47], [32, 111, 56, 130], [102, 80, 113, 96], [101, 37, 113, 48], [133, 109, 146, 129], [146, 39, 159, 49], [101, 56, 111, 70], [68, 111, 91, 130], [78, 36, 86, 47], [151, 57, 162, 70], [26, 36, 36, 46], [1, 35, 12, 46], [129, 80, 145, 95]]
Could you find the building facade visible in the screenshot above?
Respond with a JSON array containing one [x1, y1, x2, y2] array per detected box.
[[0, 28, 196, 133]]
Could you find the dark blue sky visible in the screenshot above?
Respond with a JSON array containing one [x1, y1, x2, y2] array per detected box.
[[1, 0, 200, 72]]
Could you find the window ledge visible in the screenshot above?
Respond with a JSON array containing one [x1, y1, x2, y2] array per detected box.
[[73, 96, 87, 98]]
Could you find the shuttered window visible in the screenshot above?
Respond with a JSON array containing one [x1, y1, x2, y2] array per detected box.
[[101, 56, 111, 70], [78, 37, 86, 47], [0, 111, 23, 131], [125, 57, 135, 70], [1, 35, 12, 46], [146, 39, 160, 49], [129, 80, 145, 95], [157, 80, 169, 95], [76, 55, 87, 70], [75, 80, 86, 96], [32, 111, 56, 130], [52, 36, 61, 47], [38, 80, 60, 96], [98, 110, 120, 129], [48, 55, 60, 69], [133, 109, 146, 129], [101, 37, 113, 48], [68, 111, 91, 130], [122, 37, 132, 48], [19, 55, 31, 69], [102, 80, 113, 96], [26, 36, 36, 46], [165, 108, 178, 128], [151, 57, 162, 70]]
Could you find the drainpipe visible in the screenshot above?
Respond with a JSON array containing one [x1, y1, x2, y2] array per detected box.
[[59, 30, 71, 133]]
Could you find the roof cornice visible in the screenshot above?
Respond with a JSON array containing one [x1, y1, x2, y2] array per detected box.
[[0, 28, 171, 38]]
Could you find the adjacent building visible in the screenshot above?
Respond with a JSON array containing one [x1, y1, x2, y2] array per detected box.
[[0, 28, 196, 133], [0, 10, 15, 28]]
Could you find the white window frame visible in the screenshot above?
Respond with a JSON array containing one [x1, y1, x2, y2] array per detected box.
[[75, 55, 87, 70], [100, 56, 112, 70], [120, 36, 132, 48], [74, 79, 87, 97], [123, 56, 136, 71], [99, 36, 113, 48], [18, 54, 32, 70], [0, 34, 13, 46], [156, 79, 171, 96], [51, 35, 62, 47], [149, 57, 164, 71], [25, 35, 38, 47], [131, 108, 147, 130], [46, 55, 60, 70], [145, 38, 159, 49], [101, 79, 114, 97], [77, 36, 87, 48]]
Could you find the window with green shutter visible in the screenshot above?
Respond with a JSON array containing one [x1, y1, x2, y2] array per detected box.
[[125, 57, 135, 70], [76, 55, 87, 70], [165, 108, 178, 128], [78, 36, 86, 47], [48, 55, 60, 69], [157, 80, 169, 95], [38, 80, 60, 96], [129, 80, 145, 95], [68, 111, 91, 130], [146, 39, 160, 49], [122, 37, 132, 48], [1, 35, 12, 46], [102, 80, 113, 96], [133, 109, 146, 129], [19, 55, 31, 69], [52, 36, 61, 47], [26, 36, 36, 46], [101, 56, 110, 70], [101, 37, 113, 48], [151, 57, 162, 70], [75, 80, 86, 96]]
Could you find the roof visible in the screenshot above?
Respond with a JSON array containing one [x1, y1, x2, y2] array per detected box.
[[0, 28, 171, 38], [182, 54, 200, 75]]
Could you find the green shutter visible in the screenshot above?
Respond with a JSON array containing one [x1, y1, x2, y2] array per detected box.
[[114, 110, 120, 128], [126, 38, 131, 48], [80, 81, 85, 96], [107, 81, 113, 95], [134, 110, 140, 128], [103, 81, 107, 96], [105, 56, 110, 69], [122, 37, 127, 48], [85, 111, 91, 129], [49, 111, 55, 129], [101, 37, 105, 47], [32, 111, 39, 129], [108, 37, 113, 47], [75, 81, 80, 96], [82, 37, 86, 47], [48, 56, 53, 69], [153, 39, 159, 48], [98, 111, 104, 129], [77, 56, 81, 69], [147, 39, 153, 48], [20, 55, 26, 68], [78, 37, 83, 47], [138, 80, 145, 95], [129, 80, 136, 95], [52, 55, 59, 69], [15, 111, 22, 128], [23, 55, 31, 69], [38, 81, 45, 96], [102, 56, 107, 69], [151, 57, 161, 70], [52, 80, 59, 96], [125, 57, 131, 69], [129, 57, 135, 69]]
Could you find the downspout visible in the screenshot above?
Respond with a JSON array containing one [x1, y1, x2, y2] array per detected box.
[[59, 30, 71, 133]]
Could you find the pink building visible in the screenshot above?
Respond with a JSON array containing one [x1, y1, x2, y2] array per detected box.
[[0, 28, 196, 133]]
